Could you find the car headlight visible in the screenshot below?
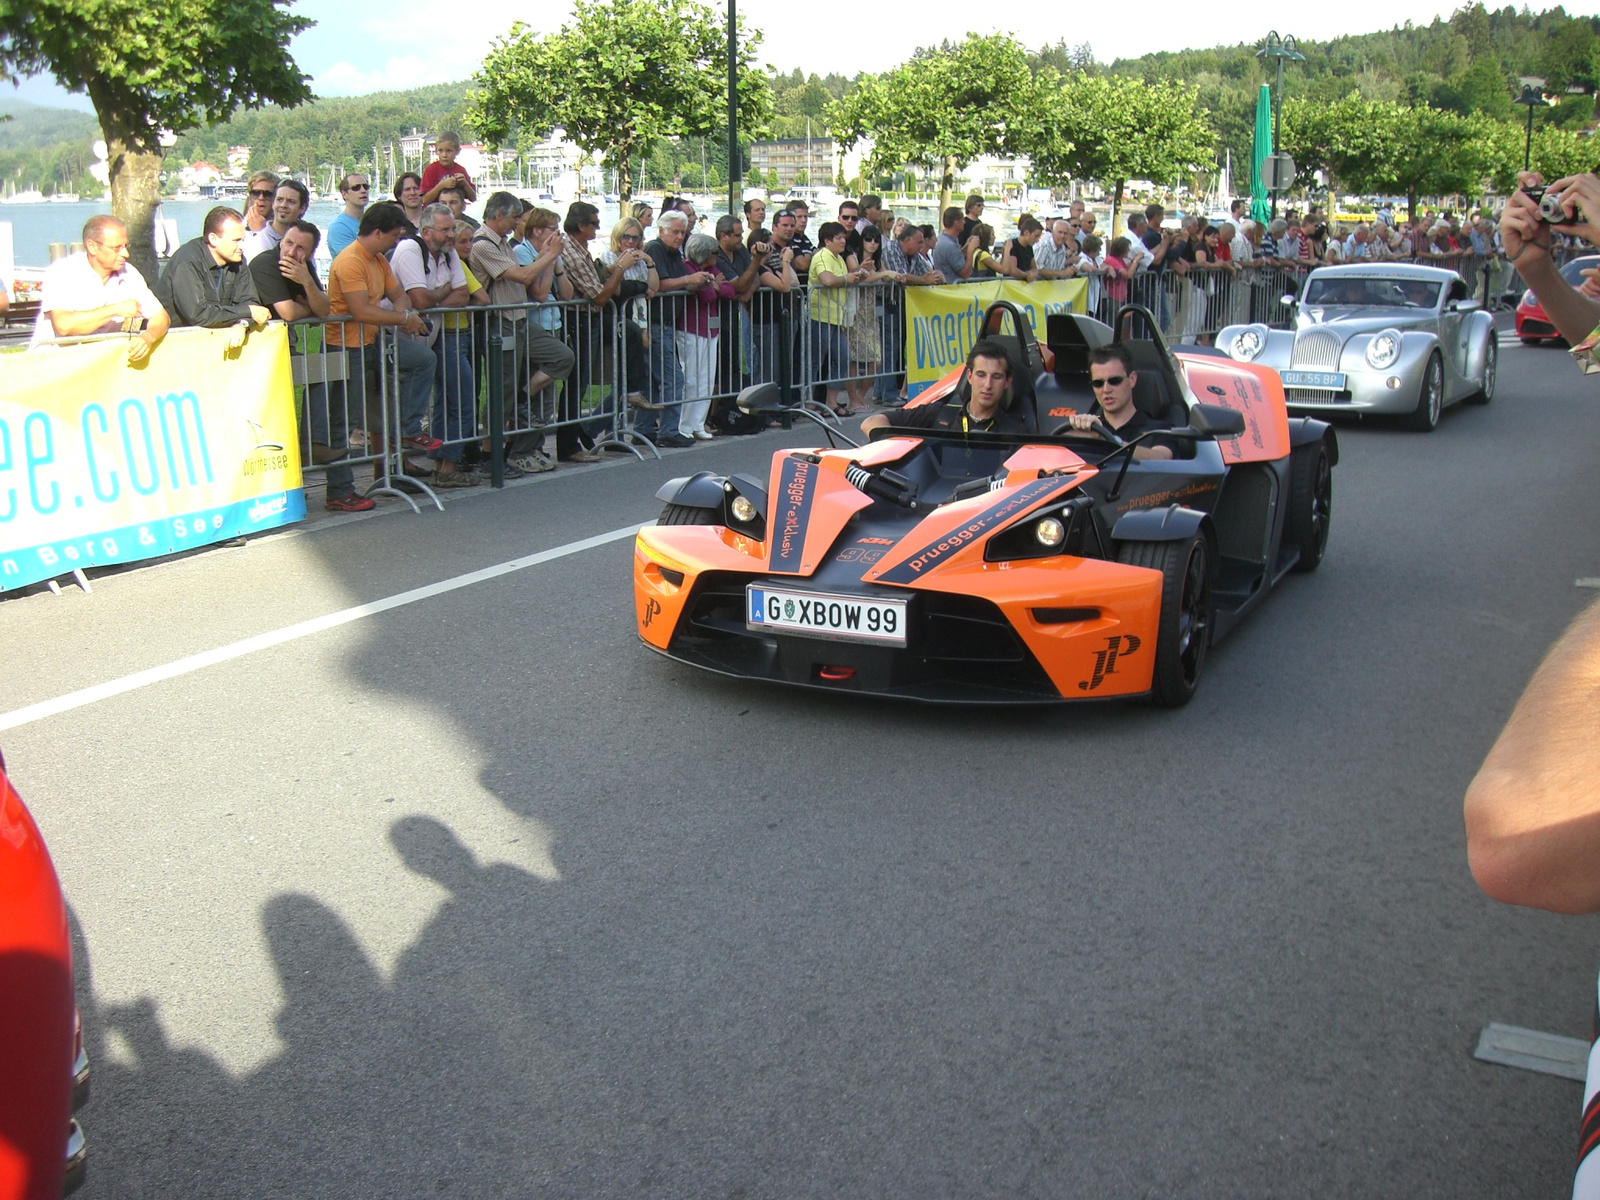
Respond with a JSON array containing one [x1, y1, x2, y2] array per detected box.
[[1365, 329, 1401, 370], [730, 495, 758, 523], [1034, 517, 1065, 547], [1230, 325, 1268, 361]]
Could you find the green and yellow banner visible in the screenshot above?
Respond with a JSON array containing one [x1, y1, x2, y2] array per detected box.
[[1, 324, 305, 590], [904, 278, 1090, 397]]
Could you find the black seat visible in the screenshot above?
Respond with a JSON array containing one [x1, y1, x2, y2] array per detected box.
[[970, 301, 1043, 432], [1118, 339, 1190, 429]]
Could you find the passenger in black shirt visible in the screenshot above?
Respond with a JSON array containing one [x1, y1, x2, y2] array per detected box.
[[861, 338, 1030, 437], [248, 220, 329, 321], [1064, 344, 1175, 460]]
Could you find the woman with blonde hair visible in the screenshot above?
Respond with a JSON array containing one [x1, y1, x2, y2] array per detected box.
[[599, 216, 658, 412]]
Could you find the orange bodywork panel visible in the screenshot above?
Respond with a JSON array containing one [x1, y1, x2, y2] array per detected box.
[[635, 525, 765, 650], [905, 555, 1163, 697], [1173, 353, 1291, 464], [634, 512, 1166, 700]]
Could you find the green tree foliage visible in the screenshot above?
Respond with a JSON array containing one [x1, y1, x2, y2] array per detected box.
[[466, 0, 771, 202], [1024, 74, 1213, 229], [1485, 121, 1598, 190], [0, 99, 101, 195], [1279, 95, 1500, 218], [1107, 4, 1600, 183], [0, 0, 312, 275], [173, 83, 469, 186], [829, 33, 1041, 212]]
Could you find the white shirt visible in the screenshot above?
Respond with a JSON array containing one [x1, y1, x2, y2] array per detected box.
[[243, 224, 284, 262], [1231, 232, 1253, 263], [391, 237, 467, 295], [1034, 237, 1077, 273], [31, 253, 163, 347], [1123, 231, 1152, 273]]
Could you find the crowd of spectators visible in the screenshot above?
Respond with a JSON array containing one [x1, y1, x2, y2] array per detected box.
[[28, 141, 1555, 506]]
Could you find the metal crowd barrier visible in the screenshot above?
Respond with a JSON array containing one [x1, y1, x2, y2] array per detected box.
[[273, 236, 1600, 504], [287, 294, 647, 504]]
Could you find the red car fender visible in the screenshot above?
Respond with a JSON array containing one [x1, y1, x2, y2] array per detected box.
[[0, 766, 73, 1200]]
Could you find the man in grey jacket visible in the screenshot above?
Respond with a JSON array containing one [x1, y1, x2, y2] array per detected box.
[[154, 206, 270, 347]]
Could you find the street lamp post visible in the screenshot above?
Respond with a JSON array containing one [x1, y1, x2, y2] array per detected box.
[[1513, 83, 1557, 173], [1256, 31, 1306, 221], [727, 0, 740, 217]]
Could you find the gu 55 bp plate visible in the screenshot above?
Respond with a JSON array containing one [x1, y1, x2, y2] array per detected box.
[[1279, 370, 1347, 389]]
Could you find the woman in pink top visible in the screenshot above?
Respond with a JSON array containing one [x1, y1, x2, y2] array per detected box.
[[677, 233, 737, 440]]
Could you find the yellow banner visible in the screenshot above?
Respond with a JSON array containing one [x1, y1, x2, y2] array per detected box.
[[1, 324, 305, 590], [904, 278, 1090, 397]]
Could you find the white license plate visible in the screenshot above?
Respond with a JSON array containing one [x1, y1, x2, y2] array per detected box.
[[1281, 370, 1347, 389], [746, 585, 908, 646]]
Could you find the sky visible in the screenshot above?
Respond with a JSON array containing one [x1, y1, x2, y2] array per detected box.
[[8, 0, 1600, 114]]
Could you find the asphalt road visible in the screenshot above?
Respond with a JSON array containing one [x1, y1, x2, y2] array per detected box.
[[4, 332, 1599, 1198]]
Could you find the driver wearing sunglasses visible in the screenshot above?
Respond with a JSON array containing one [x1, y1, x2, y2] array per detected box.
[[1066, 344, 1174, 460]]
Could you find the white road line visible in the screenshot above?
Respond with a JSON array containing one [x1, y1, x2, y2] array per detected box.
[[0, 522, 649, 733]]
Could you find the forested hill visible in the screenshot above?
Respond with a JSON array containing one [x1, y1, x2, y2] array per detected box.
[[0, 99, 102, 194], [1090, 4, 1599, 170], [11, 3, 1598, 195]]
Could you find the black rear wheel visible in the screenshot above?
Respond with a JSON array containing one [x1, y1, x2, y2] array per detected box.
[[1117, 533, 1212, 707], [1464, 338, 1496, 404], [658, 502, 720, 525], [1286, 442, 1333, 573], [1404, 353, 1443, 432]]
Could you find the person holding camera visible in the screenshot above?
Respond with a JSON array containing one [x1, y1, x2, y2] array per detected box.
[[1465, 169, 1600, 1198]]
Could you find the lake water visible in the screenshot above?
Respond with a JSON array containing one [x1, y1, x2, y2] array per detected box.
[[1, 195, 998, 274]]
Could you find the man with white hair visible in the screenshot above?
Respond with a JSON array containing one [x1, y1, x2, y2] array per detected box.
[[1035, 219, 1082, 279], [1231, 219, 1254, 265], [1344, 222, 1377, 261], [640, 209, 712, 447]]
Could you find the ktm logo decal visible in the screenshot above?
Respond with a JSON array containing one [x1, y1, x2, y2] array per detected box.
[[1048, 407, 1081, 418], [642, 597, 662, 628], [857, 536, 894, 545], [1079, 634, 1141, 691]]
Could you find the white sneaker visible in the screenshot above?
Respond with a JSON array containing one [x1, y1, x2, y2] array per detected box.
[[692, 430, 715, 441], [507, 453, 557, 474]]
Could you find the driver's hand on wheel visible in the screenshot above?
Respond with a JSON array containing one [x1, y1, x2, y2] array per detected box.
[[1066, 413, 1098, 431]]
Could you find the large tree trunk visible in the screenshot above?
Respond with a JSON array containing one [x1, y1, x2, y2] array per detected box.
[[1111, 179, 1125, 238], [1407, 184, 1418, 226], [105, 133, 164, 282], [939, 155, 957, 216], [617, 150, 633, 203]]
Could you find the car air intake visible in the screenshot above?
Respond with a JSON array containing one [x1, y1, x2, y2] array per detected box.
[[1290, 327, 1342, 369]]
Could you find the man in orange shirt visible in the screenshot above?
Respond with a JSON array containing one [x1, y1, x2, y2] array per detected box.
[[325, 201, 440, 509]]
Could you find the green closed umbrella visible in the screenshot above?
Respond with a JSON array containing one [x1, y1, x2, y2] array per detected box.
[[1251, 83, 1272, 224]]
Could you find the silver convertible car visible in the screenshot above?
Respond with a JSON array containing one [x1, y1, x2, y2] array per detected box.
[[1217, 263, 1496, 431]]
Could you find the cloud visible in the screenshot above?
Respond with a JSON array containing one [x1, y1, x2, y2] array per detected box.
[[316, 56, 449, 96]]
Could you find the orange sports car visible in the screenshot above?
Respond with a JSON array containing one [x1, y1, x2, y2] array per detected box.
[[634, 303, 1337, 706]]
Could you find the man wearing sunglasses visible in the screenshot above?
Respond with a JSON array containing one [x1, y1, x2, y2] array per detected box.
[[860, 339, 1028, 436], [1065, 344, 1174, 459], [244, 171, 279, 234], [327, 174, 371, 259]]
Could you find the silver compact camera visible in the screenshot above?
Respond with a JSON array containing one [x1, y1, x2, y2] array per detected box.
[[1523, 185, 1570, 223]]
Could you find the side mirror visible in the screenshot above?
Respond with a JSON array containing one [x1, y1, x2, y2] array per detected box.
[[736, 382, 784, 414], [1449, 299, 1481, 313], [1279, 294, 1296, 307], [1187, 402, 1247, 439]]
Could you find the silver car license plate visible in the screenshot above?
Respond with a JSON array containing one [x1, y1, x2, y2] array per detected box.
[[746, 585, 907, 646], [1281, 370, 1347, 389]]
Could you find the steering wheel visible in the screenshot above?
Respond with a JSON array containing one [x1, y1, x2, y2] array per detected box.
[[1050, 418, 1123, 444]]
